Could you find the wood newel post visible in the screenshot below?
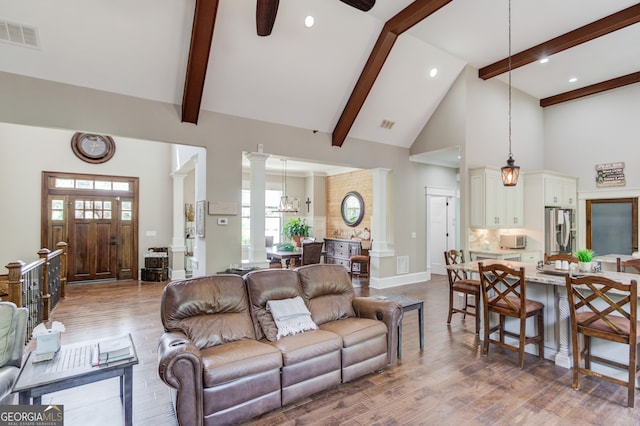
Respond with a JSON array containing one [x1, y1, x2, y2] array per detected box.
[[6, 261, 25, 307], [56, 242, 68, 298], [39, 248, 51, 320]]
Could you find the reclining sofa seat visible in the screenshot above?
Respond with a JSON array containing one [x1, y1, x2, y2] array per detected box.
[[245, 268, 343, 405], [158, 275, 282, 426], [0, 302, 28, 404], [296, 264, 392, 381]]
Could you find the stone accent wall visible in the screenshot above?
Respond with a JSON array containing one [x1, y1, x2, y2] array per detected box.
[[326, 170, 372, 239]]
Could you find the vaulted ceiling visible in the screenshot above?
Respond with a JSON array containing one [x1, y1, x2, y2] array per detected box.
[[1, 0, 639, 155]]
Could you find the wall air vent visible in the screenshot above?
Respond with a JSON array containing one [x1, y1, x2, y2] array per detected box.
[[0, 20, 39, 48], [380, 119, 395, 130]]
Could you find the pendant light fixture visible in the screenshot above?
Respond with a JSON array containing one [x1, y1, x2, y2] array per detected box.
[[276, 159, 299, 213], [501, 0, 520, 187]]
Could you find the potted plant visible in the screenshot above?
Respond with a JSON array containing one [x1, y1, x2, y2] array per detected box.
[[283, 218, 311, 246], [576, 249, 594, 272]]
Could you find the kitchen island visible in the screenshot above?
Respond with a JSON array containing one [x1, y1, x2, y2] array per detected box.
[[447, 259, 640, 371]]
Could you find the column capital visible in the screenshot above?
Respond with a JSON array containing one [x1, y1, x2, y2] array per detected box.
[[245, 152, 270, 163]]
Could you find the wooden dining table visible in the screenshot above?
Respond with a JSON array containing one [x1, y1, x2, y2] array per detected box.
[[266, 247, 326, 268], [267, 248, 302, 268]]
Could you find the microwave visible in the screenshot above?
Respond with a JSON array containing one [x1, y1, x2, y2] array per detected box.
[[499, 234, 526, 249]]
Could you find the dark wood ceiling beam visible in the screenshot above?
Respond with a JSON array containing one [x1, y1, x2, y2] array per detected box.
[[256, 0, 279, 37], [182, 0, 220, 124], [339, 0, 376, 12], [332, 0, 453, 147], [479, 4, 640, 80], [540, 71, 640, 107]]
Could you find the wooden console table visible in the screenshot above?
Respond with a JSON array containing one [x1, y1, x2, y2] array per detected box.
[[13, 333, 138, 426]]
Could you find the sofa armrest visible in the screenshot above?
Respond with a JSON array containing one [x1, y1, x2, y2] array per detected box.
[[352, 297, 403, 365], [158, 332, 204, 426]]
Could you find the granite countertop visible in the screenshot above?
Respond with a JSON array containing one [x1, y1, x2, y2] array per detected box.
[[448, 259, 640, 286], [468, 248, 534, 255]]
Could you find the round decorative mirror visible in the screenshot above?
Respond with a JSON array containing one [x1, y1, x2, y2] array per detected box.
[[341, 191, 364, 227]]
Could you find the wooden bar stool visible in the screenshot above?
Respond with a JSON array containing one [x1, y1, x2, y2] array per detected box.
[[444, 250, 480, 334], [617, 257, 640, 273], [478, 262, 544, 369], [349, 241, 370, 281], [565, 274, 640, 407]]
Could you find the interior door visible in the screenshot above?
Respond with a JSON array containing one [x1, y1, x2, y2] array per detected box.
[[428, 194, 457, 275], [68, 196, 118, 281]]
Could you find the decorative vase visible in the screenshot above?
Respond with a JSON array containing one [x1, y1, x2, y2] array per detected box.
[[578, 261, 592, 273], [293, 235, 301, 247]]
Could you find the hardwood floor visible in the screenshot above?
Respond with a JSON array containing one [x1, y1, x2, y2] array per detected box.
[[27, 274, 640, 425]]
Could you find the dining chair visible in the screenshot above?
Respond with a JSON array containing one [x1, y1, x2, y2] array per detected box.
[[478, 262, 544, 368], [565, 274, 640, 407], [349, 241, 370, 281], [301, 241, 323, 265], [544, 253, 579, 265], [616, 257, 640, 273], [443, 250, 480, 334]]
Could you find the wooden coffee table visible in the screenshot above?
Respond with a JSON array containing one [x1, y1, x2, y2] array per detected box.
[[13, 333, 138, 426], [378, 294, 424, 358]]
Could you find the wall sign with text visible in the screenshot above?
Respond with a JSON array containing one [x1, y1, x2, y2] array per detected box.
[[595, 162, 625, 187]]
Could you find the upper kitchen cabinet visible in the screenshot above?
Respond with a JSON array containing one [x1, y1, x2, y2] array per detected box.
[[544, 175, 577, 208], [470, 167, 524, 229]]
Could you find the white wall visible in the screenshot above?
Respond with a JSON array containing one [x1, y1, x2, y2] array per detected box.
[[544, 84, 640, 192], [0, 122, 172, 271]]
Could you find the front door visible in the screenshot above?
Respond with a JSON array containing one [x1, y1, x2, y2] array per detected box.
[[42, 172, 138, 282], [69, 196, 118, 281]]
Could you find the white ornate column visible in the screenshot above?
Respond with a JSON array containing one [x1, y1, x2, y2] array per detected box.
[[246, 151, 270, 267], [370, 168, 393, 256], [555, 285, 572, 368], [169, 172, 186, 280]]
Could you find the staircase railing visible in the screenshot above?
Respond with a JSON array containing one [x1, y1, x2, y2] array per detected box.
[[3, 242, 68, 340]]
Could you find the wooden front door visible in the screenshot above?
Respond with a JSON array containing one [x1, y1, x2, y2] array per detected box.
[[69, 196, 118, 281], [42, 172, 138, 282]]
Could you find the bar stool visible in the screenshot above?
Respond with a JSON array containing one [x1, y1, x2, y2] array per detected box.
[[444, 250, 480, 334], [478, 262, 544, 368], [565, 274, 640, 407], [617, 257, 640, 273], [350, 241, 371, 281]]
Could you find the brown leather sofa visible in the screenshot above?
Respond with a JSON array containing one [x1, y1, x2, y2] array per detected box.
[[158, 264, 403, 426]]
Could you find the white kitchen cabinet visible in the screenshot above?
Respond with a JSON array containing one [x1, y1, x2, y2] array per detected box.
[[470, 167, 524, 229], [544, 176, 577, 208], [469, 250, 540, 262]]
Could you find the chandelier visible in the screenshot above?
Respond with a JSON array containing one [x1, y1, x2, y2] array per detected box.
[[501, 0, 520, 187], [275, 159, 299, 213]]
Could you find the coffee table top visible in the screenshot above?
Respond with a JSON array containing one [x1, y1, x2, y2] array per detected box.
[[13, 334, 138, 393], [376, 294, 423, 308]]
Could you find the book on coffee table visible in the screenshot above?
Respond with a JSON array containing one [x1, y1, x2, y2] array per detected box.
[[91, 335, 133, 366]]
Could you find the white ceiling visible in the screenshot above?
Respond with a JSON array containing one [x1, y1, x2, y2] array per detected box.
[[1, 0, 638, 173]]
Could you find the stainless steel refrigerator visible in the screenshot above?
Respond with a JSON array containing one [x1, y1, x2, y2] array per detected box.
[[545, 208, 575, 254]]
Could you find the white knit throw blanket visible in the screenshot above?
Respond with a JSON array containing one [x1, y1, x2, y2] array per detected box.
[[266, 296, 317, 339]]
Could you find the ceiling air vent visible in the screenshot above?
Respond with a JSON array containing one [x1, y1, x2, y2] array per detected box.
[[0, 20, 40, 48], [380, 119, 395, 130]]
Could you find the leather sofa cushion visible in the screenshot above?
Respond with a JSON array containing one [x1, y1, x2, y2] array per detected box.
[[0, 304, 17, 367], [161, 275, 256, 349], [268, 329, 342, 366], [319, 317, 387, 347], [245, 269, 305, 341], [297, 265, 355, 325], [201, 339, 282, 388]]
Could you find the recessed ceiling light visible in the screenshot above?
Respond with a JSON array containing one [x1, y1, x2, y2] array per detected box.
[[539, 58, 549, 64], [569, 77, 578, 83], [429, 68, 438, 78], [304, 16, 314, 28]]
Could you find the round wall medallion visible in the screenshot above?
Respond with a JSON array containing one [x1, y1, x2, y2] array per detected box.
[[71, 133, 116, 164]]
